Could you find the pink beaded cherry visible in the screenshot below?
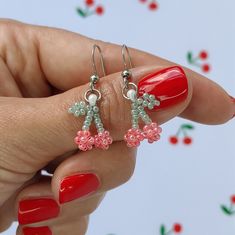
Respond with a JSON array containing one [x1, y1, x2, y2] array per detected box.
[[74, 130, 94, 151], [124, 128, 145, 148], [143, 123, 162, 143], [122, 87, 162, 148], [94, 131, 113, 150]]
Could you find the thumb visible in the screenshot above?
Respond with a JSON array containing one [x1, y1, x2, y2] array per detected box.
[[1, 65, 190, 169]]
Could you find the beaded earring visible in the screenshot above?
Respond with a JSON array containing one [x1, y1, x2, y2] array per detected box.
[[121, 45, 162, 147], [68, 45, 113, 151]]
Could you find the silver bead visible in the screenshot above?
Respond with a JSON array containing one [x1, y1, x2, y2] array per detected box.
[[121, 70, 131, 78], [90, 74, 99, 84]]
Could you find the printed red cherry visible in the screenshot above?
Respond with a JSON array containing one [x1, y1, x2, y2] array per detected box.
[[169, 136, 178, 144], [149, 2, 158, 10], [199, 50, 208, 60], [183, 137, 192, 145], [202, 64, 210, 73], [95, 5, 104, 15], [85, 0, 94, 7], [173, 223, 182, 233], [231, 195, 235, 204]]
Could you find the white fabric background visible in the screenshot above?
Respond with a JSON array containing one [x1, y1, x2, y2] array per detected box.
[[1, 0, 235, 234]]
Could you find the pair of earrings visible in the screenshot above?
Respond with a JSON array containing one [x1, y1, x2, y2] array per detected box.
[[68, 45, 162, 151]]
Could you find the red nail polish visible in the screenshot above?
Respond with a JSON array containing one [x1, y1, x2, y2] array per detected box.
[[59, 173, 100, 204], [23, 226, 52, 235], [138, 66, 188, 110], [18, 198, 60, 225]]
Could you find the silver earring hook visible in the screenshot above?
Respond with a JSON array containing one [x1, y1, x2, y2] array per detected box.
[[121, 45, 137, 100], [92, 44, 106, 78], [122, 44, 133, 71]]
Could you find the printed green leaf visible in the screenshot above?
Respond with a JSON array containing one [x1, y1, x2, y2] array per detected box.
[[76, 8, 87, 17], [160, 225, 166, 235], [187, 52, 193, 63], [221, 205, 233, 215], [181, 124, 195, 130]]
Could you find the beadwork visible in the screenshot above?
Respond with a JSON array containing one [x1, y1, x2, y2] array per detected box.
[[68, 98, 112, 151], [121, 44, 162, 147], [124, 90, 162, 147], [68, 45, 112, 151]]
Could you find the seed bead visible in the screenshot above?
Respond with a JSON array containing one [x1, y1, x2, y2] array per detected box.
[[93, 106, 99, 113], [143, 93, 149, 99], [149, 94, 155, 101], [98, 128, 104, 133], [80, 101, 86, 108]]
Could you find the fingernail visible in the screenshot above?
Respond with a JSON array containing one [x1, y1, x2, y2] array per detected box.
[[18, 198, 60, 225], [59, 173, 100, 204], [23, 226, 52, 235], [229, 95, 235, 118], [138, 66, 188, 110]]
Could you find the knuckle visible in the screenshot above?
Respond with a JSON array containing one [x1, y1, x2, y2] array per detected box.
[[118, 149, 136, 184]]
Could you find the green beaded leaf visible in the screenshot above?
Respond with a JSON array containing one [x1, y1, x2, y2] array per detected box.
[[181, 124, 195, 130], [160, 225, 166, 235], [76, 8, 87, 18], [141, 93, 160, 110], [187, 51, 193, 63], [221, 205, 233, 215], [68, 101, 88, 117]]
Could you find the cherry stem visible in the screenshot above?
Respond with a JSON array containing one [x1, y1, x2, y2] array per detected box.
[[175, 127, 182, 137], [182, 128, 187, 137], [165, 230, 172, 235]]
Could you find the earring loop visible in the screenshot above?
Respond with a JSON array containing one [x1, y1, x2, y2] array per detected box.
[[122, 44, 133, 70], [121, 45, 137, 99], [92, 44, 106, 78]]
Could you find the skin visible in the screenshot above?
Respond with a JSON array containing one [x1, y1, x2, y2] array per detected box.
[[0, 19, 234, 235]]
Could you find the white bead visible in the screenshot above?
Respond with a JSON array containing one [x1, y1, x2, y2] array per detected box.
[[88, 94, 98, 106], [127, 89, 137, 102]]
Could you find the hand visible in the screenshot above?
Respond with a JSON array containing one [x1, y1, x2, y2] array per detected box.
[[0, 20, 234, 235]]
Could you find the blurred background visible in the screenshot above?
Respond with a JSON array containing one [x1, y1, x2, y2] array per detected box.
[[1, 0, 235, 234]]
